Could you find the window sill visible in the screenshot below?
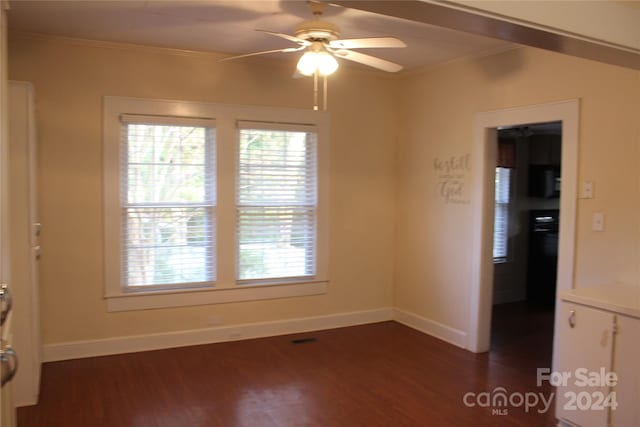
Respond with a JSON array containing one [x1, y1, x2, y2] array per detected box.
[[105, 280, 328, 312]]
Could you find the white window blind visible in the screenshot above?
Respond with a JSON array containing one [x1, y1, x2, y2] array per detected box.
[[121, 119, 216, 288], [493, 167, 511, 260], [236, 122, 318, 282]]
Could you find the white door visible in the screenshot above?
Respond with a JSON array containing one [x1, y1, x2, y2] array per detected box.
[[8, 81, 40, 407], [0, 1, 17, 426], [8, 81, 41, 407], [555, 302, 614, 427]]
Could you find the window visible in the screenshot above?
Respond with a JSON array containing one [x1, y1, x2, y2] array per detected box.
[[493, 167, 511, 260], [104, 97, 328, 311], [237, 123, 317, 283], [120, 116, 216, 289]]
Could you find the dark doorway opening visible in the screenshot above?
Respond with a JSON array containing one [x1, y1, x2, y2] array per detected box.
[[490, 122, 561, 369]]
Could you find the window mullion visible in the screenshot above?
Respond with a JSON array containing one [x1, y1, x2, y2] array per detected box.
[[213, 117, 237, 288]]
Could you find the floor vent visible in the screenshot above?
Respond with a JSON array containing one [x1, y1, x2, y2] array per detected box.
[[291, 338, 317, 344]]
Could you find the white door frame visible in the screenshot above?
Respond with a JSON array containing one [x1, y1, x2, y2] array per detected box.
[[468, 100, 579, 358]]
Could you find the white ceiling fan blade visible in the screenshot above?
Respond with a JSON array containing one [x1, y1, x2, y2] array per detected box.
[[220, 46, 305, 62], [329, 37, 406, 50], [333, 50, 403, 72], [256, 29, 311, 46]]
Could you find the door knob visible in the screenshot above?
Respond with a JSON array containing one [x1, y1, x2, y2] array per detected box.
[[0, 283, 12, 326], [568, 310, 576, 328], [0, 342, 18, 387]]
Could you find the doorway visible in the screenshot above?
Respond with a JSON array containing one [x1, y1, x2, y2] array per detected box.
[[490, 122, 562, 367], [468, 100, 579, 373]]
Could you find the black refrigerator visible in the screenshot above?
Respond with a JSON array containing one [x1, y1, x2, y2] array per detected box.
[[526, 209, 559, 306]]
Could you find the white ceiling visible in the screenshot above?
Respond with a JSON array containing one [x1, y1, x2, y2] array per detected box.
[[7, 0, 514, 71]]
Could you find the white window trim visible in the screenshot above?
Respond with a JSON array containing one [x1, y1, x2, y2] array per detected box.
[[104, 96, 330, 312]]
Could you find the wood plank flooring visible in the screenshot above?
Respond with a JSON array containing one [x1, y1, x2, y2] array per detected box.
[[18, 307, 556, 426]]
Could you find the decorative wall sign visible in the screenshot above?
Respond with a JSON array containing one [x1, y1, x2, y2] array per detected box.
[[434, 153, 471, 204]]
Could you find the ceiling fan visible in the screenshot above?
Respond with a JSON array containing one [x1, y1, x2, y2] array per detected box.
[[221, 0, 407, 76]]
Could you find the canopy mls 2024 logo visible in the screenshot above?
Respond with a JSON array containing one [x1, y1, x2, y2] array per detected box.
[[462, 367, 618, 417]]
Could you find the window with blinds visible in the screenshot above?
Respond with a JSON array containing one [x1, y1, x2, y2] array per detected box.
[[237, 122, 317, 282], [493, 167, 511, 260], [121, 117, 216, 288]]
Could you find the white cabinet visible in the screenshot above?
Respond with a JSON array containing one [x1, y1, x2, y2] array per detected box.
[[556, 286, 640, 427], [611, 314, 640, 427], [555, 303, 614, 427]]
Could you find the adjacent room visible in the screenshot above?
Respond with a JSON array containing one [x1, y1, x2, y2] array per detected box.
[[0, 1, 639, 427]]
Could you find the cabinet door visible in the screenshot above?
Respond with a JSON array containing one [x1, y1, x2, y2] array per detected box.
[[611, 315, 640, 427], [556, 302, 615, 427]]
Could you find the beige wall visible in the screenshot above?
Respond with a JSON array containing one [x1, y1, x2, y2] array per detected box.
[[395, 47, 640, 333], [9, 32, 640, 349], [8, 34, 398, 345]]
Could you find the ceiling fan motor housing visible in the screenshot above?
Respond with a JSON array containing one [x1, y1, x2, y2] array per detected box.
[[294, 20, 340, 42]]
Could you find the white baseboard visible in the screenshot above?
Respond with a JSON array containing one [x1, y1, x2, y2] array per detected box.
[[43, 307, 394, 362], [43, 307, 472, 362], [393, 308, 467, 349]]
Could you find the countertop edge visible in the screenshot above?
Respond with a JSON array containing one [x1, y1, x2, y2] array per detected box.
[[560, 285, 640, 319]]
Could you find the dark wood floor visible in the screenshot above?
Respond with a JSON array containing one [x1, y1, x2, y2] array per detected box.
[[490, 301, 556, 372], [19, 305, 556, 427]]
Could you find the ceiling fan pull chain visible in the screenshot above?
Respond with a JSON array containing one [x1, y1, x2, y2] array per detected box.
[[323, 74, 328, 111], [313, 69, 319, 111]]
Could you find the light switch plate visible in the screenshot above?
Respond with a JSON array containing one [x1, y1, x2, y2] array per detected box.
[[582, 181, 594, 199], [592, 212, 605, 231]]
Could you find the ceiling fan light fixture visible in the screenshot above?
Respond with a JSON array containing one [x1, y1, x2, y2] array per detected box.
[[296, 51, 339, 76], [297, 51, 338, 76], [297, 51, 319, 76], [219, 1, 405, 110], [317, 51, 339, 75]]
